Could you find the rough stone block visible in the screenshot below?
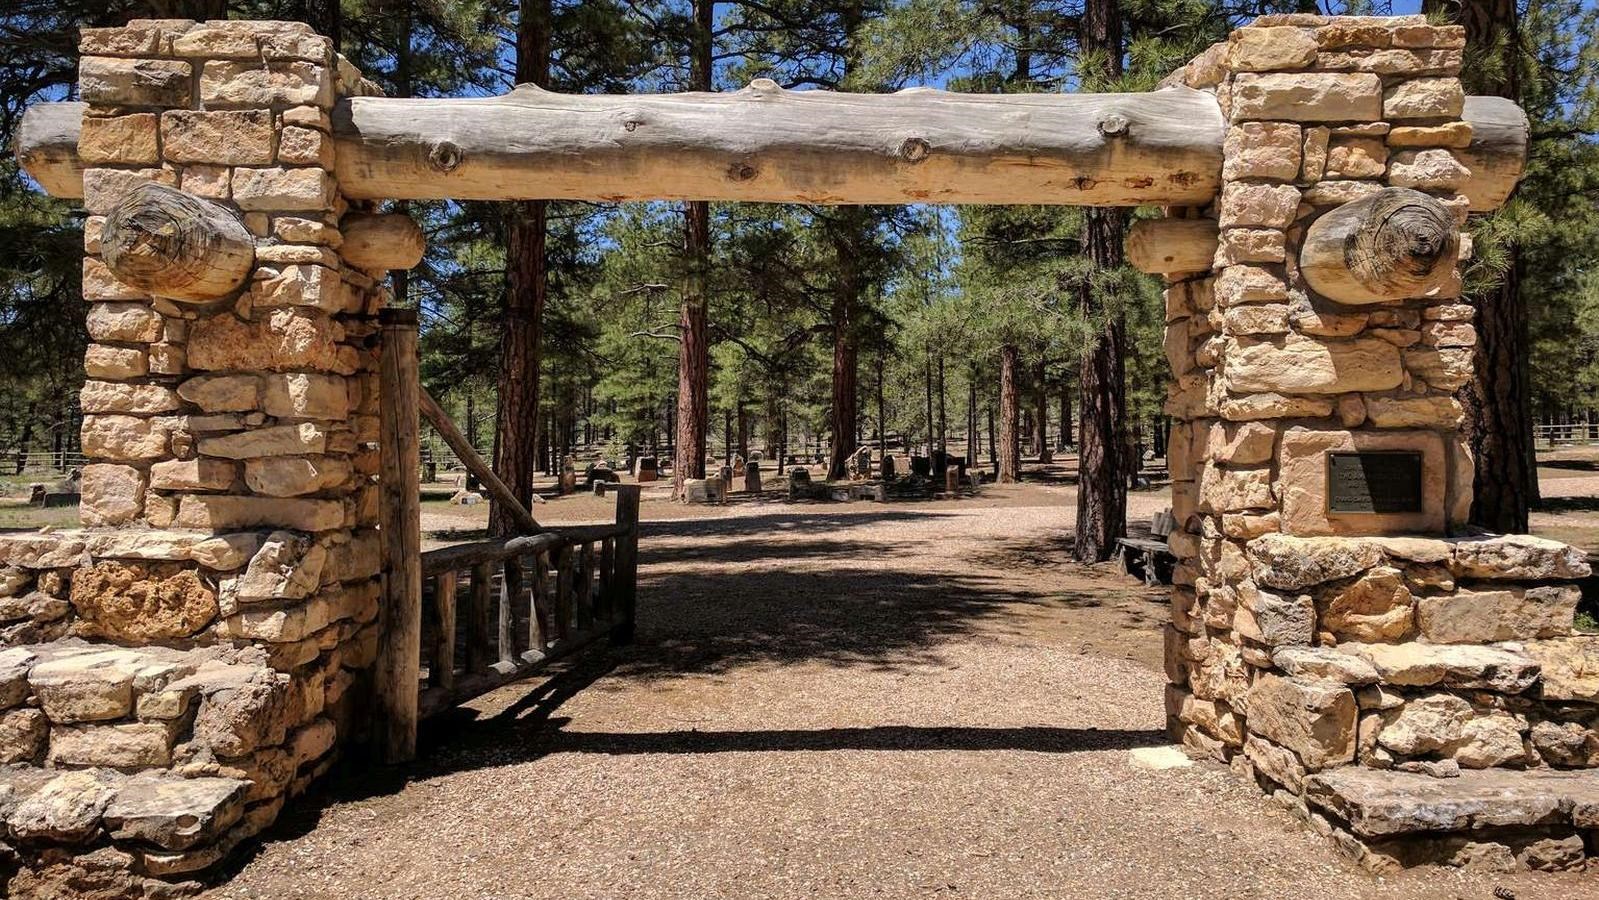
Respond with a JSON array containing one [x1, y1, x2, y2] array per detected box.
[[81, 167, 177, 215], [103, 773, 247, 851], [1223, 334, 1402, 395], [1231, 72, 1383, 122], [160, 109, 276, 165], [1319, 566, 1415, 642], [50, 721, 175, 767], [231, 167, 336, 212], [1417, 585, 1579, 644], [79, 463, 147, 527], [1229, 27, 1319, 72], [243, 456, 353, 498], [175, 495, 343, 532], [83, 258, 147, 302], [1337, 641, 1540, 694], [1383, 77, 1465, 119], [1450, 534, 1591, 581], [199, 422, 328, 460], [1389, 148, 1470, 191], [79, 57, 191, 107], [1247, 674, 1357, 770], [81, 414, 171, 461], [1219, 182, 1301, 230], [84, 344, 149, 380], [69, 560, 219, 643], [187, 307, 341, 374], [200, 60, 333, 108], [80, 380, 180, 415], [1223, 122, 1301, 181], [78, 113, 160, 165]]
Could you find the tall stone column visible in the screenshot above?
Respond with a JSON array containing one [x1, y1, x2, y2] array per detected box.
[[0, 19, 400, 893], [1159, 14, 1599, 872]]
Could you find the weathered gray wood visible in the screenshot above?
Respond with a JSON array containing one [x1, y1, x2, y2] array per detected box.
[[375, 307, 423, 764], [576, 543, 596, 631], [418, 385, 542, 533], [430, 570, 458, 690], [499, 556, 528, 664], [528, 550, 551, 654], [339, 212, 425, 270], [102, 184, 255, 301], [332, 83, 1225, 205], [418, 532, 561, 575], [1125, 218, 1219, 274], [467, 562, 494, 674], [555, 545, 575, 640], [418, 623, 609, 720], [1300, 187, 1460, 305], [16, 101, 85, 198], [601, 483, 642, 643], [20, 93, 1528, 210], [1458, 96, 1527, 213]]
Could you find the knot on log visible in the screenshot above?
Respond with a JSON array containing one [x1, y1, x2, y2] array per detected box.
[[899, 137, 930, 163], [101, 183, 255, 303], [1300, 187, 1460, 305], [726, 161, 758, 182], [428, 140, 463, 172], [1098, 114, 1129, 137]]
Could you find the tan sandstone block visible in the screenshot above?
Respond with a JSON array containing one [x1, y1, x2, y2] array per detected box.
[[1219, 182, 1301, 230], [178, 374, 260, 412], [68, 560, 218, 643], [1246, 674, 1357, 770], [1276, 426, 1447, 537], [1215, 265, 1288, 305], [1223, 122, 1301, 181], [201, 60, 333, 108], [187, 308, 341, 372], [49, 722, 175, 768], [277, 126, 333, 168], [1197, 464, 1273, 514], [176, 495, 344, 532], [1364, 396, 1463, 428], [1231, 72, 1382, 123], [83, 257, 147, 302], [79, 57, 191, 106], [79, 24, 164, 56], [1218, 392, 1333, 422], [262, 373, 349, 420], [79, 464, 147, 527], [1389, 148, 1470, 191], [1383, 77, 1465, 119], [1318, 566, 1414, 642], [81, 415, 171, 461], [244, 456, 354, 498], [1324, 136, 1388, 179], [84, 344, 149, 379], [1206, 421, 1277, 465], [149, 458, 235, 492], [1217, 229, 1286, 265], [161, 110, 275, 165], [1229, 27, 1319, 72], [1388, 122, 1473, 148], [231, 167, 336, 212], [1223, 333, 1401, 395], [1318, 48, 1461, 76], [79, 113, 160, 165], [199, 423, 328, 460], [1402, 347, 1473, 392], [171, 20, 332, 62], [80, 380, 181, 415], [1417, 586, 1579, 644]]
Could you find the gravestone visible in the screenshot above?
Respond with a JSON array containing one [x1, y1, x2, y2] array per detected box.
[[880, 454, 897, 480], [635, 455, 658, 483], [744, 459, 762, 492]]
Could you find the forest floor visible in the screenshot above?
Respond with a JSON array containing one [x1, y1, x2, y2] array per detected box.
[[193, 459, 1599, 900]]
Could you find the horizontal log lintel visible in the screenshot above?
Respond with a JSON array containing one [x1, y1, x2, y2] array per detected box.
[[17, 89, 1526, 210]]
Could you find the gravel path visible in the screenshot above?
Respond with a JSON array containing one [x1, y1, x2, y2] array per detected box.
[[208, 486, 1599, 899]]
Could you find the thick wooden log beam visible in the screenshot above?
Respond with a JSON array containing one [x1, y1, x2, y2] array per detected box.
[[375, 307, 423, 764], [339, 212, 425, 270], [331, 83, 1224, 206], [102, 183, 255, 302], [1300, 187, 1460, 305], [18, 92, 1528, 210], [1125, 219, 1219, 274], [1457, 95, 1528, 213]]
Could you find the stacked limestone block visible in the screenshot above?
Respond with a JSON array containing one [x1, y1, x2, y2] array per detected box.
[[1158, 15, 1599, 872], [0, 19, 391, 896]]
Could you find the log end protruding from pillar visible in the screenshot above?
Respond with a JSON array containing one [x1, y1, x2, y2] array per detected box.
[[1126, 218, 1220, 274], [1299, 187, 1460, 306], [339, 212, 425, 270], [101, 183, 255, 302]]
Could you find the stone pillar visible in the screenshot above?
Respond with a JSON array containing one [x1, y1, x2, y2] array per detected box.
[[1159, 14, 1598, 872], [0, 19, 393, 893]]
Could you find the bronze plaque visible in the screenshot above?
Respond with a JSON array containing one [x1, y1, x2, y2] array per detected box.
[[1326, 451, 1423, 514]]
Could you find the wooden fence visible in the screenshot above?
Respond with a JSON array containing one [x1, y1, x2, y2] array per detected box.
[[374, 307, 641, 763], [416, 489, 639, 719]]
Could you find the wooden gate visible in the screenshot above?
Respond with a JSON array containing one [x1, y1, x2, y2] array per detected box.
[[372, 308, 640, 762]]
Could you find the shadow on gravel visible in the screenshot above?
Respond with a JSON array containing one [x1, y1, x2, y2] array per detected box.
[[523, 723, 1166, 755]]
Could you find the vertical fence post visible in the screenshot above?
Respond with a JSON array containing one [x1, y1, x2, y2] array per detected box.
[[375, 308, 422, 764], [609, 484, 641, 644]]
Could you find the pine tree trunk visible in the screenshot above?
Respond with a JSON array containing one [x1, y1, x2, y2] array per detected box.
[[1074, 0, 1129, 562], [672, 0, 714, 500], [1033, 359, 1051, 463], [876, 354, 887, 459], [966, 366, 978, 468], [924, 346, 935, 457], [1058, 387, 1071, 451], [998, 344, 1021, 483], [492, 0, 551, 536], [1453, 0, 1535, 532]]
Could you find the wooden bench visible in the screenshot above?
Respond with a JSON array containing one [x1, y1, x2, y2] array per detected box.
[[1116, 536, 1175, 586]]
